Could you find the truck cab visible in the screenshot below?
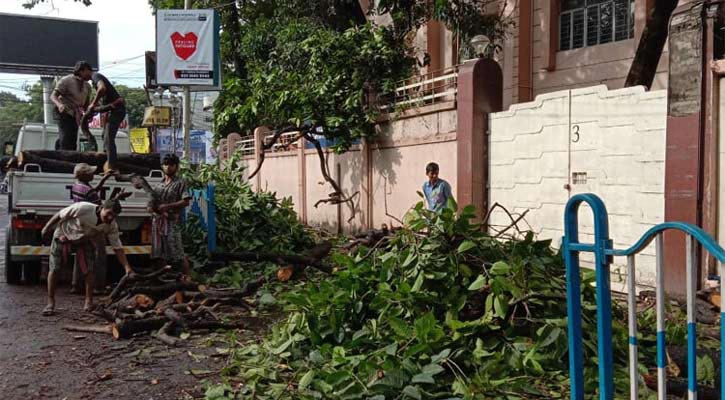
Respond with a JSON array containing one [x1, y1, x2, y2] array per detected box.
[[5, 123, 162, 284]]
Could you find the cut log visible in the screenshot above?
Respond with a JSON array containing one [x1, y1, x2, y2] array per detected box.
[[187, 321, 244, 331], [135, 294, 155, 309], [110, 266, 175, 301], [112, 317, 167, 340], [155, 293, 180, 313], [127, 282, 202, 298], [17, 152, 153, 176], [153, 322, 179, 347], [163, 308, 187, 327], [63, 324, 114, 335], [16, 153, 84, 174], [112, 294, 155, 312], [277, 266, 294, 282], [20, 150, 160, 170]]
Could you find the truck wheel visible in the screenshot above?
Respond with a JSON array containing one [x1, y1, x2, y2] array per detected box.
[[23, 262, 40, 285], [4, 227, 21, 284]]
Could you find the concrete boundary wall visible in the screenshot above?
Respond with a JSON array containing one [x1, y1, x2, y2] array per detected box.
[[489, 85, 668, 288], [238, 104, 459, 233]]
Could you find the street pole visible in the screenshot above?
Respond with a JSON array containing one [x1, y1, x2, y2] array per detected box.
[[40, 77, 55, 125], [183, 0, 192, 161]]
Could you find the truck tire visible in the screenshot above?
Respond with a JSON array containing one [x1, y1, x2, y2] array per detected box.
[[23, 261, 40, 285], [5, 227, 21, 284]]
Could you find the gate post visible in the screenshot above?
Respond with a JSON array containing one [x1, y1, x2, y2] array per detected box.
[[456, 58, 502, 220]]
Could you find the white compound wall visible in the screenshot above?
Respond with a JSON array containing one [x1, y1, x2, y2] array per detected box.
[[489, 85, 667, 289]]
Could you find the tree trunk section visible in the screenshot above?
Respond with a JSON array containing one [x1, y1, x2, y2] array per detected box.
[[63, 324, 114, 335], [18, 150, 159, 174], [113, 317, 168, 339], [624, 0, 679, 89]]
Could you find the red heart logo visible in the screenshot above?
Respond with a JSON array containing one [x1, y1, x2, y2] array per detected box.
[[170, 32, 198, 61]]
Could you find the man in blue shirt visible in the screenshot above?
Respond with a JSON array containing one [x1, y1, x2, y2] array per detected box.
[[422, 162, 453, 212]]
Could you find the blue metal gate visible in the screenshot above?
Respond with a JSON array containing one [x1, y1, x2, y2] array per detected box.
[[563, 193, 724, 400], [187, 183, 217, 252]]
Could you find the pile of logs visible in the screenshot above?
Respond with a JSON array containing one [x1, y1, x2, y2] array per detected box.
[[8, 150, 161, 176], [64, 266, 264, 346]]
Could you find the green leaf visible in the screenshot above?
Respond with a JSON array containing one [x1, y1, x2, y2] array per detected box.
[[411, 272, 425, 292], [403, 385, 422, 400], [468, 275, 487, 291], [421, 363, 445, 375], [493, 296, 508, 318], [402, 251, 417, 268], [490, 261, 511, 275], [271, 338, 293, 355], [457, 240, 476, 254], [697, 355, 716, 386], [540, 327, 562, 348], [299, 370, 315, 390], [389, 317, 411, 337], [411, 372, 435, 384]]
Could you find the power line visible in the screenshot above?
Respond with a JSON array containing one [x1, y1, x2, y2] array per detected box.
[[101, 54, 146, 70]]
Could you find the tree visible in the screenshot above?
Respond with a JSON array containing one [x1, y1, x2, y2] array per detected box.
[[114, 85, 148, 128], [22, 0, 91, 8], [624, 0, 679, 89], [0, 84, 44, 144], [149, 0, 510, 208]]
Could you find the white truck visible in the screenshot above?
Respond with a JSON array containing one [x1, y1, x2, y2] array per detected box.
[[5, 122, 163, 284]]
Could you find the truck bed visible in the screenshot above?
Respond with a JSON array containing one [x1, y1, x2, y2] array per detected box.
[[9, 168, 163, 218]]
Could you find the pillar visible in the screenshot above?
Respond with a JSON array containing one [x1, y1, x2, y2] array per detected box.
[[456, 58, 503, 220]]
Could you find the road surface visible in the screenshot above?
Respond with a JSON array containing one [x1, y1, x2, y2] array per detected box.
[[0, 195, 225, 400]]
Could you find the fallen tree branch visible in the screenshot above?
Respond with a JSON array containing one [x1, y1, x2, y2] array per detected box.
[[153, 321, 179, 347], [63, 324, 114, 335], [210, 251, 333, 274]]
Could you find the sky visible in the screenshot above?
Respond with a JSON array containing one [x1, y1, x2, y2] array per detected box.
[[0, 0, 157, 98]]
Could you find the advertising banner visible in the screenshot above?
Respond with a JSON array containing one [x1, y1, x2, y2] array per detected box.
[[142, 106, 172, 127], [130, 128, 151, 153], [157, 128, 214, 164], [156, 9, 220, 88]]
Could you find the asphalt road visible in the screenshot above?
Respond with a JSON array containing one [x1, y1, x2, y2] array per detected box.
[[0, 195, 223, 400]]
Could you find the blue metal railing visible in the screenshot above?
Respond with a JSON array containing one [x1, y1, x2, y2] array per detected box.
[[187, 183, 217, 253], [563, 193, 725, 400]]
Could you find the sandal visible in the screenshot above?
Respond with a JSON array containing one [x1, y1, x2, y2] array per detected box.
[[42, 305, 55, 316]]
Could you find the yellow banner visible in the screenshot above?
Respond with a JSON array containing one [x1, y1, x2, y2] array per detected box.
[[130, 128, 150, 154], [142, 106, 172, 127]]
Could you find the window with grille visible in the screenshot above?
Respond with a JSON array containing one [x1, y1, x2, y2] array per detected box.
[[560, 0, 634, 51]]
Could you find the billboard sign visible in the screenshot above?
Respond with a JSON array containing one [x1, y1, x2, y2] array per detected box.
[[155, 9, 221, 88], [0, 13, 99, 75], [157, 128, 213, 164]]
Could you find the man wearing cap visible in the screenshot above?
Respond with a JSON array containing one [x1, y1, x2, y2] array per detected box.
[[69, 163, 113, 294], [41, 199, 134, 315], [149, 154, 191, 276], [50, 61, 93, 150]]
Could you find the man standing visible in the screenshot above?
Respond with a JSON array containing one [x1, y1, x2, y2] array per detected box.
[[422, 162, 453, 213], [41, 199, 134, 315], [87, 70, 126, 172], [50, 61, 92, 150], [149, 154, 191, 276]]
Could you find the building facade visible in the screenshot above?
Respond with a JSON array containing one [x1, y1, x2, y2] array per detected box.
[[371, 0, 693, 109]]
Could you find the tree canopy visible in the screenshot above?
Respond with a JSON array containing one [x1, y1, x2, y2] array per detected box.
[[146, 0, 510, 207], [0, 83, 43, 145]]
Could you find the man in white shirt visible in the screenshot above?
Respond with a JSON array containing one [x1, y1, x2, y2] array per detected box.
[[50, 61, 92, 150], [41, 199, 134, 315]]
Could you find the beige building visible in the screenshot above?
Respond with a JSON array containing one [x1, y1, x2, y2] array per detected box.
[[374, 0, 690, 109]]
